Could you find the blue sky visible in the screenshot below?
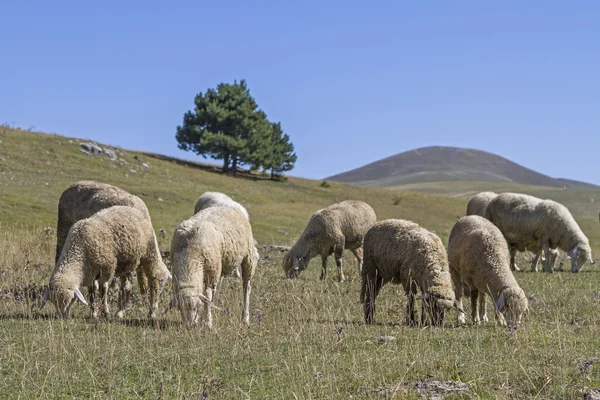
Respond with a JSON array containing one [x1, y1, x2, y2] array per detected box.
[[1, 1, 599, 184]]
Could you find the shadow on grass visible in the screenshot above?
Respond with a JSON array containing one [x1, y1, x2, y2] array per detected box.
[[141, 152, 274, 182], [0, 312, 54, 320], [114, 318, 183, 330]]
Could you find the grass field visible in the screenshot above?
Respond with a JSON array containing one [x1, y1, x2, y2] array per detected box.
[[1, 126, 600, 398]]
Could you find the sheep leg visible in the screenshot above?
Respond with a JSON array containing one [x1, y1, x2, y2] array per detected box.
[[147, 272, 161, 320], [470, 288, 480, 324], [242, 277, 251, 326], [334, 247, 345, 282], [542, 242, 553, 273], [531, 251, 541, 272], [98, 276, 111, 319], [351, 247, 363, 275], [213, 275, 224, 302], [479, 292, 488, 323], [320, 256, 327, 280], [405, 281, 418, 326], [116, 274, 132, 319], [88, 282, 97, 319], [362, 270, 383, 324], [205, 286, 216, 329], [241, 256, 254, 326], [509, 245, 521, 272]]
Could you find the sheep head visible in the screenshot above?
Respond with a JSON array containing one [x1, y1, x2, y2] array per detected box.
[[282, 252, 308, 279], [418, 285, 457, 326], [41, 283, 87, 318], [495, 287, 528, 328], [568, 244, 593, 273]]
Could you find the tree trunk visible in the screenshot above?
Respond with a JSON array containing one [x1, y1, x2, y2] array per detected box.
[[231, 156, 238, 176], [222, 153, 230, 172], [270, 168, 275, 180]]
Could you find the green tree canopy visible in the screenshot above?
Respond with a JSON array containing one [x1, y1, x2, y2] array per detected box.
[[261, 122, 297, 179], [176, 79, 281, 174]]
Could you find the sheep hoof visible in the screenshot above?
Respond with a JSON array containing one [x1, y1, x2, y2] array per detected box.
[[116, 310, 125, 319], [481, 314, 489, 323]]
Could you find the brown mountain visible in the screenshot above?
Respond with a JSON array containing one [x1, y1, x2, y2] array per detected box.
[[326, 146, 597, 189]]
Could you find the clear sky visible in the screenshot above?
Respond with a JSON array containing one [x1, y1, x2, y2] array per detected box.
[[1, 1, 599, 184]]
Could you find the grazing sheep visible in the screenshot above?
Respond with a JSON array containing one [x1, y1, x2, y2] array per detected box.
[[360, 219, 460, 326], [194, 191, 252, 279], [448, 216, 529, 328], [55, 180, 158, 296], [486, 192, 594, 273], [194, 191, 249, 220], [42, 206, 170, 319], [466, 191, 557, 272], [466, 191, 498, 217], [283, 200, 376, 282], [170, 206, 258, 329], [55, 180, 151, 263]]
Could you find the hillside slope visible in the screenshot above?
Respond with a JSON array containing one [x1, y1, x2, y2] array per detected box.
[[0, 127, 597, 254], [326, 146, 597, 189]]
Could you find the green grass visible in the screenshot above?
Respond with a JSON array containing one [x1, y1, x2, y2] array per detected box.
[[1, 126, 600, 398]]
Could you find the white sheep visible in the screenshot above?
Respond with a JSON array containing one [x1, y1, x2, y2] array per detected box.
[[55, 180, 158, 295], [466, 191, 558, 272], [42, 206, 170, 319], [466, 191, 497, 217], [448, 215, 529, 328], [170, 206, 258, 329], [486, 192, 594, 273], [194, 191, 254, 279], [55, 180, 151, 263], [282, 200, 376, 282], [360, 219, 460, 326], [194, 191, 250, 220]]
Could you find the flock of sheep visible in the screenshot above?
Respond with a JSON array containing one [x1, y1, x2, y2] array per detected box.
[[39, 180, 595, 330]]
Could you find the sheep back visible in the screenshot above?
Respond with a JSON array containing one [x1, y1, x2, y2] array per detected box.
[[466, 191, 497, 217], [194, 191, 249, 220]]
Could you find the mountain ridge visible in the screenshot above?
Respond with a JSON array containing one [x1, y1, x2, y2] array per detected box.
[[326, 146, 598, 189]]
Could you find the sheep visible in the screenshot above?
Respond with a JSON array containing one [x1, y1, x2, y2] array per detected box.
[[55, 180, 151, 263], [282, 200, 376, 282], [486, 192, 594, 273], [42, 206, 170, 319], [194, 191, 251, 279], [466, 191, 497, 217], [194, 191, 249, 220], [360, 219, 460, 326], [55, 180, 157, 296], [170, 206, 258, 329], [466, 191, 558, 272], [448, 216, 529, 328]]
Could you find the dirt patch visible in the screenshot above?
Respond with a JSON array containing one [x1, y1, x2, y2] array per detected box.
[[374, 379, 471, 399], [413, 379, 471, 399]]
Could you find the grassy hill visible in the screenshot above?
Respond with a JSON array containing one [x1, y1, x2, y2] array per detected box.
[[1, 126, 600, 398], [326, 145, 598, 189]]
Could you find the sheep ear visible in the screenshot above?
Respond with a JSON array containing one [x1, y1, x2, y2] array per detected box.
[[197, 293, 221, 310], [40, 287, 49, 310], [567, 246, 579, 259], [453, 300, 465, 314], [495, 293, 505, 312], [73, 288, 88, 305]]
